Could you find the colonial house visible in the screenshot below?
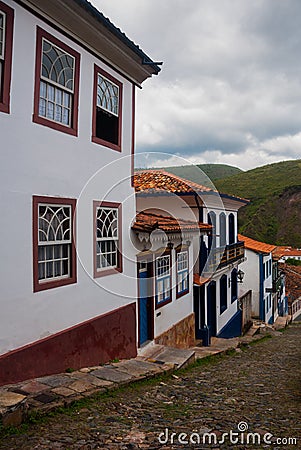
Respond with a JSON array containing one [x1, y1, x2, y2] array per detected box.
[[0, 0, 161, 385], [133, 170, 248, 346], [274, 247, 301, 263], [238, 235, 286, 324]]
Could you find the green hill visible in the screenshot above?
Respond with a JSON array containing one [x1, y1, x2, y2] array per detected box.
[[157, 164, 242, 186], [215, 159, 301, 247]]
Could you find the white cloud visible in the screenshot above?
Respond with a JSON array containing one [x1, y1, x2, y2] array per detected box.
[[92, 0, 301, 170]]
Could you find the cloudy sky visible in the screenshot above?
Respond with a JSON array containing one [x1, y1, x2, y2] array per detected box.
[[92, 0, 301, 170]]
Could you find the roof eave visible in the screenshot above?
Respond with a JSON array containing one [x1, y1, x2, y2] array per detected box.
[[24, 0, 161, 85]]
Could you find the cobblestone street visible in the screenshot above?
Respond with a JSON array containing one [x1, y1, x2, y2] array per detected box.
[[0, 324, 300, 449]]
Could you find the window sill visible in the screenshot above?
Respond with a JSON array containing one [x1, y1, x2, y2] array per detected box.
[[94, 266, 122, 278], [33, 114, 78, 136], [176, 289, 189, 299], [92, 135, 121, 152], [0, 102, 10, 114], [34, 275, 77, 293], [155, 297, 172, 309]]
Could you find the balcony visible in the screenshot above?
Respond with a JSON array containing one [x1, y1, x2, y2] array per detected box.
[[204, 241, 245, 273]]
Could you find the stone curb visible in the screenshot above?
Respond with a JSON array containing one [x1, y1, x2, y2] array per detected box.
[[0, 360, 176, 428], [0, 317, 290, 428]]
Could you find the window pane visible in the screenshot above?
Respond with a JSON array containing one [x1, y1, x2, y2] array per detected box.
[[41, 39, 75, 91], [39, 81, 71, 127], [0, 12, 5, 60], [38, 262, 45, 280], [38, 204, 71, 244], [97, 74, 119, 116]]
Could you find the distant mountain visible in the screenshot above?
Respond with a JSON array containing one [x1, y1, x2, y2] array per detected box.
[[154, 164, 243, 186], [141, 159, 301, 247], [215, 159, 301, 247]]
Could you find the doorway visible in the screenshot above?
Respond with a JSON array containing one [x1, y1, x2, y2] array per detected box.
[[138, 260, 154, 347]]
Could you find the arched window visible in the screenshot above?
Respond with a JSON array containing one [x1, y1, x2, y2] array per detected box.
[[220, 275, 228, 313], [207, 211, 216, 251], [231, 269, 238, 302], [229, 213, 235, 245], [219, 213, 226, 247]]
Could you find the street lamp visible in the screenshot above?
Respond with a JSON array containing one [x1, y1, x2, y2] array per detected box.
[[237, 269, 245, 283]]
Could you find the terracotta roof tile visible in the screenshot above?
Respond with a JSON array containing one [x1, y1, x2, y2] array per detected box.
[[134, 170, 249, 204], [238, 234, 276, 254], [134, 170, 214, 194], [132, 212, 212, 234], [273, 246, 301, 258], [280, 263, 301, 304]]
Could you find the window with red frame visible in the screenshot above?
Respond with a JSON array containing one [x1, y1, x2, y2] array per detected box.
[[92, 65, 122, 151], [33, 196, 77, 292], [0, 1, 14, 113], [93, 201, 122, 277], [33, 27, 80, 135]]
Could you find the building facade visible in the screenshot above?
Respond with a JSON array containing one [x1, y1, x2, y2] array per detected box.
[[0, 0, 160, 385], [238, 234, 282, 324], [133, 171, 248, 346]]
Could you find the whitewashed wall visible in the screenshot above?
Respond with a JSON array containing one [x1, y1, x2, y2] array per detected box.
[[0, 1, 137, 355], [239, 250, 260, 316]]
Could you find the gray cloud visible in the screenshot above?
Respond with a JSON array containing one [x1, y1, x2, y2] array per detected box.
[[93, 0, 301, 169]]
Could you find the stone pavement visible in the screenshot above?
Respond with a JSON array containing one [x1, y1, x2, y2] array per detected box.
[[0, 316, 290, 429]]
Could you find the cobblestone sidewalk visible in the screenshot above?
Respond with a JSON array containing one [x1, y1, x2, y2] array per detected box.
[[0, 321, 299, 449]]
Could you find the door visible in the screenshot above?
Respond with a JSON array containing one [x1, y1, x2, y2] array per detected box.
[[194, 285, 206, 339], [207, 281, 217, 336], [138, 261, 153, 347]]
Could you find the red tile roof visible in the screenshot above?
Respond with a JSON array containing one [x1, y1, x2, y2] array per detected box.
[[132, 212, 212, 234], [238, 234, 276, 254], [273, 246, 301, 258], [134, 170, 214, 194], [280, 263, 301, 304], [134, 170, 249, 204]]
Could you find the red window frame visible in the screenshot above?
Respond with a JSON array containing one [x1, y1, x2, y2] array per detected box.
[[32, 195, 77, 292], [0, 1, 14, 114], [93, 200, 123, 278], [33, 26, 80, 136], [92, 65, 122, 152]]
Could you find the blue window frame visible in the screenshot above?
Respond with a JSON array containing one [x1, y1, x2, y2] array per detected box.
[[176, 250, 189, 298], [155, 253, 171, 307]]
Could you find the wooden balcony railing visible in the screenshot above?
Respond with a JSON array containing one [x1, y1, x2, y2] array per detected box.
[[205, 241, 245, 273]]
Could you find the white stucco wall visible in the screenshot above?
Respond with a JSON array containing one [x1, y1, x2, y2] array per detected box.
[[0, 1, 137, 355], [239, 250, 273, 321], [136, 193, 243, 338], [153, 246, 194, 338], [239, 249, 260, 316]]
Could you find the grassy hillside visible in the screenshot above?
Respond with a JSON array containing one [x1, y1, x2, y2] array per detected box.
[[157, 164, 242, 185], [215, 160, 301, 247]]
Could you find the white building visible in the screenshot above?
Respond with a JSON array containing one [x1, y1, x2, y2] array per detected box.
[[276, 247, 301, 263], [0, 0, 161, 385], [238, 235, 277, 324], [133, 171, 248, 346]]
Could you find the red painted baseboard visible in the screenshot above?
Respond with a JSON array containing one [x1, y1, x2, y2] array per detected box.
[[0, 303, 137, 386]]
